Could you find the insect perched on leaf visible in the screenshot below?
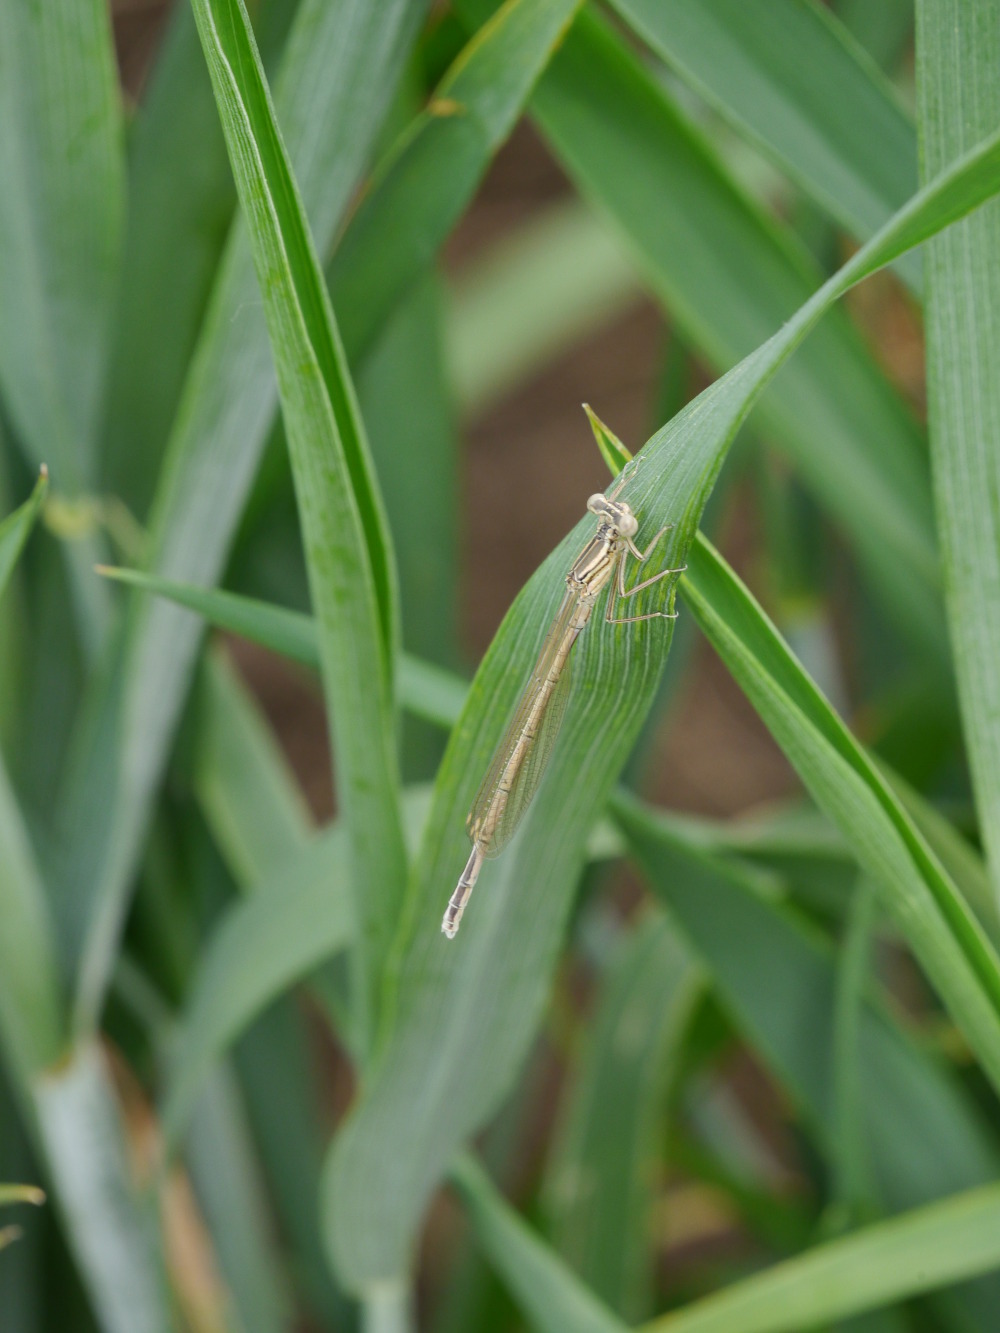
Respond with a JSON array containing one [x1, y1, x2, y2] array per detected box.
[[442, 457, 684, 938]]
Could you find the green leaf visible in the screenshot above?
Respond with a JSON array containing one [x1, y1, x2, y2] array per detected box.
[[100, 2, 236, 515], [681, 535, 1000, 1094], [453, 1155, 628, 1333], [583, 405, 633, 478], [59, 0, 428, 1036], [544, 914, 701, 1319], [0, 469, 48, 608], [455, 0, 939, 662], [182, 1065, 293, 1333], [640, 1183, 1000, 1333], [610, 0, 920, 286], [614, 793, 1000, 1229], [330, 0, 583, 365], [0, 0, 123, 489], [917, 2, 1000, 909], [358, 274, 460, 778], [194, 651, 312, 886], [163, 0, 411, 1046], [98, 566, 468, 731], [0, 750, 64, 1079], [323, 121, 1000, 1292], [457, 1149, 1000, 1333], [162, 823, 353, 1150], [33, 1043, 172, 1333]]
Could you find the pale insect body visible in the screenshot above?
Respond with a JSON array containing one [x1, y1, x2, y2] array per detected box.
[[442, 469, 684, 938]]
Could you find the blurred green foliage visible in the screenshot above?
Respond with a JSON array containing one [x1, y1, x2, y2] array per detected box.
[[1, 1, 1000, 1331]]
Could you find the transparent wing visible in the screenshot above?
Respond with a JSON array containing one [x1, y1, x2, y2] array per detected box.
[[468, 591, 578, 856]]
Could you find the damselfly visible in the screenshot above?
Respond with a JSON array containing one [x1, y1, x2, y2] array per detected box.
[[442, 466, 684, 938]]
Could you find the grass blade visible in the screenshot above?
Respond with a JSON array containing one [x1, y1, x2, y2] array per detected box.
[[610, 0, 919, 286], [162, 823, 352, 1149], [98, 566, 469, 731], [141, 0, 410, 1044], [183, 1065, 292, 1333], [453, 1155, 628, 1333], [0, 470, 48, 608], [0, 0, 123, 489], [614, 793, 1000, 1222], [330, 0, 583, 365], [101, 2, 235, 515], [324, 131, 1000, 1291], [0, 754, 64, 1079], [917, 1, 1000, 908], [33, 1044, 171, 1333], [681, 535, 1000, 1094], [59, 0, 428, 1037], [641, 1184, 1000, 1333], [195, 653, 312, 884], [545, 915, 701, 1319]]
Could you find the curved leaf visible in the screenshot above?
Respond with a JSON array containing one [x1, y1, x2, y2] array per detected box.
[[324, 114, 1000, 1292]]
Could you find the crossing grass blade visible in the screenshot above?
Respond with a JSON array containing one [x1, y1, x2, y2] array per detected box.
[[681, 536, 1000, 1096], [330, 0, 584, 367], [323, 117, 1000, 1293], [458, 1151, 1000, 1333], [610, 0, 920, 288], [455, 0, 940, 663], [57, 0, 428, 1038], [917, 0, 1000, 909], [640, 1183, 1000, 1333], [98, 566, 468, 731]]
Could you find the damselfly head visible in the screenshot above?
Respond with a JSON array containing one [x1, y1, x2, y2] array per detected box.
[[587, 494, 639, 538]]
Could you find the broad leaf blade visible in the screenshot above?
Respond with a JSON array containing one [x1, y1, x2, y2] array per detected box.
[[324, 115, 1000, 1292], [917, 1, 1000, 908]]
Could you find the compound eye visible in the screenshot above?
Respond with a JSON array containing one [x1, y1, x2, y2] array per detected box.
[[586, 493, 607, 515], [620, 512, 639, 538]]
